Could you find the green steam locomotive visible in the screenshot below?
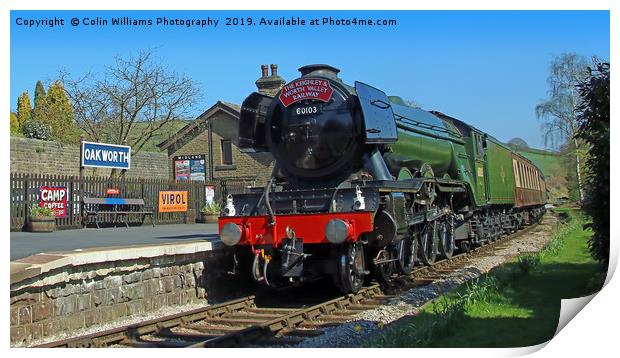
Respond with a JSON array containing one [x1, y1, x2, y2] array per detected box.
[[219, 64, 547, 293]]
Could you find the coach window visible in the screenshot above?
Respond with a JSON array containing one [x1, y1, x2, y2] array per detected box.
[[513, 160, 521, 187], [526, 165, 531, 189], [524, 165, 530, 189], [527, 167, 531, 189], [221, 139, 233, 165], [526, 166, 531, 189]]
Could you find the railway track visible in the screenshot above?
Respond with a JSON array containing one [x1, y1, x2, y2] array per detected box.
[[36, 216, 547, 348]]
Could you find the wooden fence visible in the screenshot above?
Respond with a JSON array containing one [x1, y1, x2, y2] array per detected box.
[[10, 173, 257, 231]]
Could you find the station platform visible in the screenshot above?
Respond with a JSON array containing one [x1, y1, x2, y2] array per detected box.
[[10, 223, 233, 346], [10, 223, 220, 261]]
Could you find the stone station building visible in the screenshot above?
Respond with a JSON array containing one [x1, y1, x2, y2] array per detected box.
[[158, 64, 286, 186]]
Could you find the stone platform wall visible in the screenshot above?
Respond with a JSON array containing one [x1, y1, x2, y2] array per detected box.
[[10, 247, 235, 346], [10, 137, 170, 179]]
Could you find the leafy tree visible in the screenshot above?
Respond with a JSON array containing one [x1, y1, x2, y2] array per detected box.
[[536, 53, 590, 202], [575, 61, 609, 264], [32, 80, 48, 123], [34, 80, 47, 110], [557, 141, 580, 201], [39, 81, 80, 143], [10, 112, 19, 133], [506, 137, 529, 150], [16, 91, 32, 129]]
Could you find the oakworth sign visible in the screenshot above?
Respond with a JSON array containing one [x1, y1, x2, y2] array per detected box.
[[81, 141, 132, 170]]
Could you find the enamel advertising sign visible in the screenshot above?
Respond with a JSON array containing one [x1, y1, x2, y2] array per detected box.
[[39, 186, 68, 218], [158, 191, 189, 213], [81, 141, 131, 170], [106, 188, 120, 195], [278, 78, 333, 107]]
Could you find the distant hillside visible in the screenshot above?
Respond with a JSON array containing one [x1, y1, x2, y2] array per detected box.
[[515, 147, 563, 177], [128, 119, 192, 152]]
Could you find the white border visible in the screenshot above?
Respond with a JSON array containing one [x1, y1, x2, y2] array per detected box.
[[3, 2, 617, 358]]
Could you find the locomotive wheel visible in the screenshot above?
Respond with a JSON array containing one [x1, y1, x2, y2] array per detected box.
[[418, 221, 437, 265], [373, 249, 394, 284], [458, 240, 471, 253], [337, 243, 366, 293], [438, 219, 455, 259], [396, 235, 418, 274]]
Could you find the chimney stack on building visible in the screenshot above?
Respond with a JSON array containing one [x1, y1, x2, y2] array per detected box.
[[255, 64, 286, 97]]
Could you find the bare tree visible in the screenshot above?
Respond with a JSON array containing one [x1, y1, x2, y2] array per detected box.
[[536, 53, 590, 202], [63, 50, 200, 175]]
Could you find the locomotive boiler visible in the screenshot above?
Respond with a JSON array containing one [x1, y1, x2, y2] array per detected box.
[[219, 64, 546, 293]]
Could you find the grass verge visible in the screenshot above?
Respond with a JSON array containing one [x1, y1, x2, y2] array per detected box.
[[365, 209, 606, 347]]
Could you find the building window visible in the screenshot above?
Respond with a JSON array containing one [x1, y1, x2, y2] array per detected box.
[[221, 139, 233, 165]]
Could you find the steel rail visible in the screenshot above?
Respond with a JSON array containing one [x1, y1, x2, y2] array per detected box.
[[36, 215, 547, 348], [34, 296, 256, 348], [189, 285, 383, 347]]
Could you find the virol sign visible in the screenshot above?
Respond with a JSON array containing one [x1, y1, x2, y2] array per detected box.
[[158, 191, 188, 213]]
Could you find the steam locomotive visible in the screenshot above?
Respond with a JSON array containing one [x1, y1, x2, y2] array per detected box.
[[219, 64, 546, 293]]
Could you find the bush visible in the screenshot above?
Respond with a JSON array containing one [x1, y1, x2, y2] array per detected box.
[[576, 61, 610, 264], [201, 201, 221, 214], [29, 204, 54, 217], [21, 119, 53, 140]]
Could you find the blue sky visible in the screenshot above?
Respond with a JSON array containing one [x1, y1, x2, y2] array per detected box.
[[10, 10, 609, 150]]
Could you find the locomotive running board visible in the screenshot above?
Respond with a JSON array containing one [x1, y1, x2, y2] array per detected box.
[[351, 178, 466, 193]]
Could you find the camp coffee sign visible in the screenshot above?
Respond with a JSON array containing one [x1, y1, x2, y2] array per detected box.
[[39, 186, 68, 218], [158, 191, 188, 213], [81, 141, 131, 170]]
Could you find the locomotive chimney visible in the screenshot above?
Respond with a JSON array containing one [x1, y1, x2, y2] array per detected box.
[[255, 63, 285, 97], [298, 64, 340, 79]]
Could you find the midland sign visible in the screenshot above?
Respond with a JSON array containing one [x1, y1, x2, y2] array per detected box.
[[81, 141, 131, 170]]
